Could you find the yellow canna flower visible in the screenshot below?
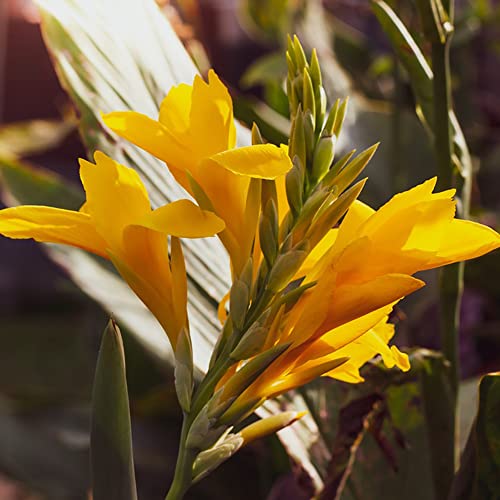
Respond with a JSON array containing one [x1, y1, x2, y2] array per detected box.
[[221, 178, 500, 403], [102, 70, 292, 276], [0, 151, 225, 348]]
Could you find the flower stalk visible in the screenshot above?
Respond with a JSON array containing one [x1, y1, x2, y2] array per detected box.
[[418, 0, 465, 492]]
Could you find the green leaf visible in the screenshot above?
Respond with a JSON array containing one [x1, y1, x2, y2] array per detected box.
[[450, 373, 500, 500], [371, 0, 472, 183], [371, 0, 434, 124], [91, 320, 137, 500]]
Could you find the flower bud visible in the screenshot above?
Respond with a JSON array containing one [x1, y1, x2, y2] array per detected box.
[[311, 135, 336, 183], [239, 411, 307, 446], [267, 241, 309, 293], [174, 326, 193, 413], [285, 156, 304, 217], [230, 279, 250, 330]]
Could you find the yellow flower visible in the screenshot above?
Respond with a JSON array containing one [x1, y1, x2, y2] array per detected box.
[[221, 178, 500, 402], [102, 70, 292, 275], [0, 152, 225, 347]]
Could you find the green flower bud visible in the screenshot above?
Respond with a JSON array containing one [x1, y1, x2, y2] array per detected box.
[[311, 134, 336, 183], [306, 179, 366, 247], [285, 156, 304, 217], [293, 35, 308, 72], [267, 241, 309, 293], [310, 48, 322, 89], [303, 109, 316, 160], [302, 68, 316, 123], [230, 279, 250, 330], [174, 326, 193, 413], [259, 198, 279, 266]]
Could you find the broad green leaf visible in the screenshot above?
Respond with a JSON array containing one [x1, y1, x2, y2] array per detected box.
[[91, 320, 137, 500], [450, 373, 500, 500]]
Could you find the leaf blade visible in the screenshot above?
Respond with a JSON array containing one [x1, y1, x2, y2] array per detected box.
[[91, 320, 137, 500]]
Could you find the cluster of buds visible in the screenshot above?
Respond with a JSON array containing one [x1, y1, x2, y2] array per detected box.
[[179, 36, 380, 482]]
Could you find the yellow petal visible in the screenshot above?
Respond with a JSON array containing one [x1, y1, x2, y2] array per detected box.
[[334, 199, 375, 253], [0, 205, 107, 257], [79, 152, 151, 244], [109, 248, 180, 346], [190, 70, 236, 154], [295, 304, 396, 358], [170, 236, 188, 331], [159, 83, 193, 134], [322, 273, 425, 332], [210, 144, 292, 179], [298, 229, 338, 277], [363, 177, 438, 236], [134, 199, 225, 238], [102, 111, 189, 173], [429, 219, 500, 268]]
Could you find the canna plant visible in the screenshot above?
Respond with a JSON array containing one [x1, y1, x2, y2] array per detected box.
[[1, 35, 500, 500]]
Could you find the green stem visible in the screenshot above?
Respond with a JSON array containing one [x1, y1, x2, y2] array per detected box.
[[430, 3, 461, 492], [165, 418, 197, 500], [431, 21, 460, 400]]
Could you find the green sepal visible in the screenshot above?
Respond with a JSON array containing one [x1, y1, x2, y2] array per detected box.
[[323, 98, 340, 137], [332, 97, 349, 138]]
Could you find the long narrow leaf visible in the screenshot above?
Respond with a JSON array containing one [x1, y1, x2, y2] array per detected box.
[[91, 320, 137, 500]]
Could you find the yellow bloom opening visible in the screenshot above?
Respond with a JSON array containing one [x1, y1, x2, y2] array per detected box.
[[102, 70, 292, 276], [0, 151, 225, 348], [218, 178, 500, 404]]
